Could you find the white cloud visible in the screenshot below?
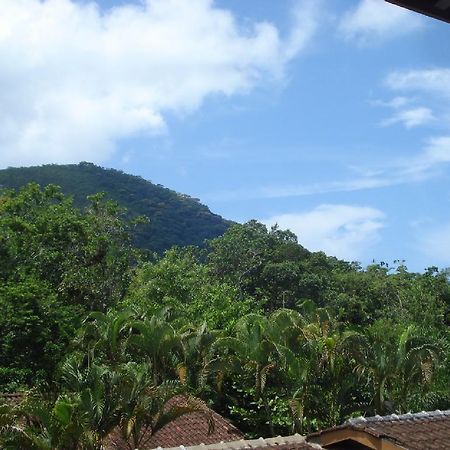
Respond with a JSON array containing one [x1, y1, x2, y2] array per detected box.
[[372, 96, 411, 109], [262, 204, 385, 261], [347, 135, 450, 183], [206, 176, 390, 202], [381, 106, 434, 128], [207, 135, 450, 202], [386, 68, 450, 98], [405, 136, 450, 175], [382, 67, 450, 129], [0, 0, 317, 168], [373, 95, 435, 129], [339, 0, 422, 44]]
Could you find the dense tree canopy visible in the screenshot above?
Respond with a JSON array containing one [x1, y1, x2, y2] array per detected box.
[[1, 183, 449, 447], [0, 184, 136, 389], [0, 163, 231, 253]]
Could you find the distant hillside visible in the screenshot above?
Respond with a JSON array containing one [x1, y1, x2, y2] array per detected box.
[[0, 162, 232, 253]]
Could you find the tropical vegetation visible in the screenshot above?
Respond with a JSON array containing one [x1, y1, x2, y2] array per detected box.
[[0, 181, 449, 448]]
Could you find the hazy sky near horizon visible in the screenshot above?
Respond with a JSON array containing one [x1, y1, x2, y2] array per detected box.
[[1, 0, 450, 271]]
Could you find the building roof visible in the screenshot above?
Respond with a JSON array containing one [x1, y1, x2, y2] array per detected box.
[[106, 396, 244, 450], [155, 434, 323, 450], [308, 410, 450, 450], [1, 393, 243, 450], [386, 0, 450, 24]]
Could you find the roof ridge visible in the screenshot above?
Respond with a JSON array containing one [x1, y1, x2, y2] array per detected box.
[[347, 409, 450, 425], [155, 433, 323, 450]]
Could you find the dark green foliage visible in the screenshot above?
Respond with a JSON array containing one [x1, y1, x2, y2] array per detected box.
[[1, 178, 450, 443], [0, 183, 136, 389], [0, 183, 134, 311], [0, 360, 210, 450], [207, 221, 309, 309], [0, 162, 231, 253], [0, 277, 80, 391], [125, 247, 255, 330]]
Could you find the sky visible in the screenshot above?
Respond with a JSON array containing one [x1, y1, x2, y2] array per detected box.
[[1, 0, 450, 271]]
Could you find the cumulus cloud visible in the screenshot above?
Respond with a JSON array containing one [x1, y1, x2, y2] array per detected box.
[[381, 106, 434, 128], [0, 0, 317, 168], [381, 67, 450, 129], [374, 93, 433, 130], [262, 204, 385, 261], [386, 68, 450, 98], [339, 0, 422, 44]]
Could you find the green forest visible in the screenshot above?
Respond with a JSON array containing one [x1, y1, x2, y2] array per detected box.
[[0, 163, 231, 253], [0, 182, 449, 449]]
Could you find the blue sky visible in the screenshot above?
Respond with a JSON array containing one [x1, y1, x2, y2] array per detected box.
[[1, 0, 450, 271]]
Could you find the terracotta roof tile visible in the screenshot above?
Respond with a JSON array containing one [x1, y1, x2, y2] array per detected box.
[[106, 396, 244, 450], [309, 410, 450, 450]]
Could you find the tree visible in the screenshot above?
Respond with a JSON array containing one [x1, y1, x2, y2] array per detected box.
[[207, 221, 309, 308], [356, 321, 442, 414], [128, 314, 181, 385], [115, 366, 213, 450], [299, 308, 361, 427], [75, 310, 134, 367], [0, 277, 79, 390], [178, 323, 224, 393], [216, 314, 281, 436], [0, 183, 136, 312], [0, 361, 212, 450], [125, 247, 254, 330]]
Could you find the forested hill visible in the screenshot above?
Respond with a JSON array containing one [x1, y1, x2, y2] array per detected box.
[[0, 162, 231, 252]]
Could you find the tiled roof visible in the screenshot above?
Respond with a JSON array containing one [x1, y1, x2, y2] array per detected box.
[[0, 394, 321, 450], [309, 410, 450, 450], [156, 434, 323, 450], [106, 396, 244, 450]]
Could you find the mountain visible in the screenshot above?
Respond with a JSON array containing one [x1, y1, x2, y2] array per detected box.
[[0, 162, 232, 253]]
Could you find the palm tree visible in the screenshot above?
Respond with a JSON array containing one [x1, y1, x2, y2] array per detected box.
[[116, 366, 213, 450], [269, 307, 362, 431], [75, 309, 134, 366], [0, 364, 213, 450], [0, 393, 87, 450], [215, 313, 280, 436], [178, 322, 224, 392], [302, 309, 362, 426], [59, 355, 124, 449], [267, 308, 318, 434], [356, 322, 441, 414], [128, 314, 182, 384]]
